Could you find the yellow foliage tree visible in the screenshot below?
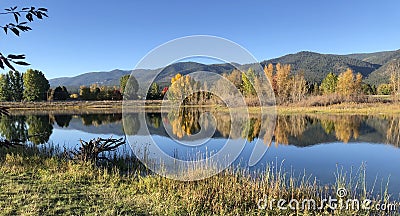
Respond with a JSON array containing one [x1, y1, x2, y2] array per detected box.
[[167, 73, 199, 104], [336, 69, 362, 96], [263, 63, 274, 84], [275, 63, 291, 103]]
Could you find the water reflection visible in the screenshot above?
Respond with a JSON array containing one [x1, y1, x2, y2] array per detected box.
[[0, 110, 400, 148]]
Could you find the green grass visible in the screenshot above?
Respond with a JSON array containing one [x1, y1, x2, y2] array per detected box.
[[0, 146, 398, 215]]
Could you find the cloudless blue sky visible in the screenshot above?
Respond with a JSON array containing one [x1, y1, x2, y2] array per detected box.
[[1, 0, 400, 79]]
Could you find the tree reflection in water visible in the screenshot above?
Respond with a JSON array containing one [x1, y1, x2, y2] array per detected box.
[[0, 111, 399, 148], [163, 108, 400, 148]]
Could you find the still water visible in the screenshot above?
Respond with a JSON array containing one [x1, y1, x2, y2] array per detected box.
[[1, 109, 400, 195]]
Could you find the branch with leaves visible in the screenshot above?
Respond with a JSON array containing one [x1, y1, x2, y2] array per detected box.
[[0, 6, 48, 71], [0, 53, 29, 71]]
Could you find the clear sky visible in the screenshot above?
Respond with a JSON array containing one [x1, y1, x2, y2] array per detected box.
[[1, 0, 400, 79]]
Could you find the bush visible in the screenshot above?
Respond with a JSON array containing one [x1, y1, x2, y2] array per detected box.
[[377, 84, 392, 95]]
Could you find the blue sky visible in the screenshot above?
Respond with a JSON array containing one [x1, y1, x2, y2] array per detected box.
[[1, 0, 400, 79]]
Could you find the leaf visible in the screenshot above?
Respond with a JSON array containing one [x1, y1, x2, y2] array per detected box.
[[14, 13, 19, 23], [5, 9, 11, 12], [22, 8, 29, 11], [26, 13, 33, 22], [38, 8, 48, 12], [17, 25, 32, 32], [7, 54, 25, 59], [0, 57, 15, 71], [0, 60, 4, 69], [3, 27, 7, 34], [36, 12, 43, 19], [13, 61, 30, 66], [11, 6, 17, 11], [11, 28, 19, 36]]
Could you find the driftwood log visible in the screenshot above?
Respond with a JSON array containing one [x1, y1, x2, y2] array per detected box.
[[70, 137, 126, 162]]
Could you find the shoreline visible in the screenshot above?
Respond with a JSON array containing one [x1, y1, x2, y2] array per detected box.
[[1, 100, 400, 115]]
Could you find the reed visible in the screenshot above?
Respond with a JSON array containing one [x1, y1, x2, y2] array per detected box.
[[0, 145, 398, 215]]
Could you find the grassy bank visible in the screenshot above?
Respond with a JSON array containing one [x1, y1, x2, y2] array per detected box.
[[0, 146, 398, 215], [2, 100, 400, 115]]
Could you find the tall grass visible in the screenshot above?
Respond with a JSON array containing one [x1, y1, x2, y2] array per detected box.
[[0, 145, 398, 215]]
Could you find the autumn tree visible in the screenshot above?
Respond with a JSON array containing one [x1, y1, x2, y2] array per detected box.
[[263, 63, 274, 84], [23, 69, 49, 101], [355, 73, 363, 94], [388, 60, 400, 97], [262, 63, 308, 103], [290, 71, 308, 102], [320, 72, 338, 94], [224, 69, 242, 90], [377, 83, 392, 95], [167, 73, 200, 104], [263, 63, 276, 94], [336, 69, 362, 96], [275, 63, 291, 103]]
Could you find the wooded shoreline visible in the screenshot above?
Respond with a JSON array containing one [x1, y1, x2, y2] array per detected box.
[[1, 100, 400, 115]]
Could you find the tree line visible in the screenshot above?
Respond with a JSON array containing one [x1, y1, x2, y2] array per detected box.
[[0, 69, 49, 102], [0, 70, 127, 102], [2, 64, 398, 103], [153, 63, 400, 105]]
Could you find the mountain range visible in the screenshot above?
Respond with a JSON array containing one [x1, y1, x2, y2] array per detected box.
[[49, 49, 400, 88]]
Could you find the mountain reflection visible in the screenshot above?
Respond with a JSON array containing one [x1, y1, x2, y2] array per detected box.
[[0, 110, 400, 148]]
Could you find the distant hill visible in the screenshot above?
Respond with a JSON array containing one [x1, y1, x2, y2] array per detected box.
[[345, 49, 400, 65], [50, 50, 400, 88], [50, 69, 132, 87], [49, 62, 234, 88], [344, 49, 400, 84], [366, 58, 400, 85], [261, 51, 380, 83]]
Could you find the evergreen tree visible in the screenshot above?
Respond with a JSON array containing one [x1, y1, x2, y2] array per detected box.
[[0, 74, 11, 101], [147, 82, 161, 100], [8, 70, 24, 101], [120, 74, 138, 99], [23, 69, 49, 101]]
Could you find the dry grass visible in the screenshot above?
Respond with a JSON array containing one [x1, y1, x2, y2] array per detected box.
[[0, 145, 398, 215]]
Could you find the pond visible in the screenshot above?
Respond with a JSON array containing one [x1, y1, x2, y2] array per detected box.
[[1, 109, 400, 195]]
